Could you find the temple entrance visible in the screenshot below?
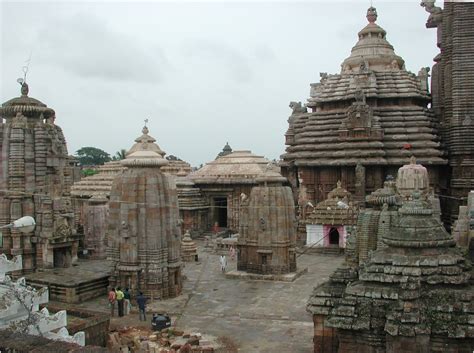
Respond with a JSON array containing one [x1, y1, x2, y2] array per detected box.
[[53, 247, 72, 268], [213, 197, 227, 227], [329, 228, 340, 245]]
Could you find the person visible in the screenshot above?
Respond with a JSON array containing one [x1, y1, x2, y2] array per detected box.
[[116, 287, 125, 317], [124, 288, 131, 315], [219, 255, 227, 273], [136, 292, 147, 321], [108, 288, 116, 317]]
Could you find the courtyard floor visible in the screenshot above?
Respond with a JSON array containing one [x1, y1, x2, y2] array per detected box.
[[60, 242, 343, 353]]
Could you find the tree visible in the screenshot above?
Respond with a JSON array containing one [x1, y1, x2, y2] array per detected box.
[[75, 147, 111, 166], [112, 149, 128, 161]]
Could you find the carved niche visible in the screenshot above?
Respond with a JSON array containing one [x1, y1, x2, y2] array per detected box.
[[339, 88, 382, 140]]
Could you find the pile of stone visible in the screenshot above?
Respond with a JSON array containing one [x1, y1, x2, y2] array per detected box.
[[107, 327, 218, 353]]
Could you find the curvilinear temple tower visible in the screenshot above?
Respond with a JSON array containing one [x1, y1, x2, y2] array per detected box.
[[0, 82, 78, 272], [108, 125, 182, 299], [421, 0, 474, 226], [282, 7, 446, 233], [237, 168, 297, 276]]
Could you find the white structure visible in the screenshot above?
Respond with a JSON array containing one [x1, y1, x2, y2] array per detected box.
[[0, 254, 85, 346]]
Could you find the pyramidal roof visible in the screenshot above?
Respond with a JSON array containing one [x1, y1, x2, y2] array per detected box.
[[191, 150, 279, 184], [121, 126, 169, 168], [341, 6, 405, 73]]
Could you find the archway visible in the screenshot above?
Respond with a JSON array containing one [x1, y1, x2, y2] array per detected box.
[[329, 227, 340, 246]]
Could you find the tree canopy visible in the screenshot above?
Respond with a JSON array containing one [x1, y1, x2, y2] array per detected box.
[[75, 147, 111, 166], [112, 149, 128, 161]]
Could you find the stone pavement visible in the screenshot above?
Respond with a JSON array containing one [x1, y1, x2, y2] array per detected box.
[[66, 242, 343, 352]]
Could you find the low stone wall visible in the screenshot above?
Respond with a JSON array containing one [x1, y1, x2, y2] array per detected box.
[[46, 304, 110, 347], [0, 330, 107, 352]]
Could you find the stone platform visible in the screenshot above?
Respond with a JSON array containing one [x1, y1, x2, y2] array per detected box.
[[25, 259, 112, 304], [225, 267, 307, 282]]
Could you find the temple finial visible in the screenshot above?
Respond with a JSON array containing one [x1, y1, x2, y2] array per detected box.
[[142, 119, 149, 135], [410, 155, 416, 165], [367, 6, 378, 24]]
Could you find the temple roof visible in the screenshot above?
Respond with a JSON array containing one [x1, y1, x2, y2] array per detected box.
[[191, 150, 278, 185], [341, 6, 405, 74], [71, 161, 124, 198], [121, 126, 169, 168], [175, 177, 209, 210], [282, 7, 446, 167], [307, 181, 356, 225], [0, 83, 55, 117]]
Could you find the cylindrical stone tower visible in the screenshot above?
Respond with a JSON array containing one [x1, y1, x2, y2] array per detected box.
[[237, 168, 297, 275], [108, 126, 182, 299]]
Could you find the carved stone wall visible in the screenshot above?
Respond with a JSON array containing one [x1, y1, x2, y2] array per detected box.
[[107, 127, 182, 299], [237, 170, 297, 275], [0, 83, 78, 272]]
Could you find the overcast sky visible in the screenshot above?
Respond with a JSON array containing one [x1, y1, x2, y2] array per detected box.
[[1, 1, 439, 167]]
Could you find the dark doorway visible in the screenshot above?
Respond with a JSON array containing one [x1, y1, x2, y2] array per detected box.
[[53, 247, 72, 268], [214, 197, 228, 227], [329, 228, 340, 245]]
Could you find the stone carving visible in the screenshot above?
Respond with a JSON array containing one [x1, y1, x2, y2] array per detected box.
[[418, 66, 430, 92], [289, 101, 307, 114], [366, 6, 377, 23], [420, 0, 443, 27]]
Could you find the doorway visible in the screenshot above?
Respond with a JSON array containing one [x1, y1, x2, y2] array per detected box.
[[329, 228, 340, 246], [213, 197, 228, 227], [53, 247, 72, 268]]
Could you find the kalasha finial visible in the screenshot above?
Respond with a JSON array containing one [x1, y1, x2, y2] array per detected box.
[[410, 155, 416, 165], [367, 6, 378, 23], [142, 119, 149, 135]]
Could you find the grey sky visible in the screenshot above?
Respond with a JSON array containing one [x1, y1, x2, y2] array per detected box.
[[1, 1, 438, 166]]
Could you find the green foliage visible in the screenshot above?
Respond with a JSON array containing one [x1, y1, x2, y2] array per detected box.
[[112, 149, 128, 161], [82, 168, 99, 177], [75, 147, 111, 166]]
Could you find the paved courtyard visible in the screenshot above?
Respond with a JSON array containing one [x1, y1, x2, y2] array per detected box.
[[66, 242, 343, 352]]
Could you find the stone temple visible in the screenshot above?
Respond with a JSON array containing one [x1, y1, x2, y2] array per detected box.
[[422, 0, 474, 227], [0, 82, 79, 272], [107, 126, 182, 299], [307, 158, 473, 353], [237, 168, 297, 277], [282, 7, 446, 244]]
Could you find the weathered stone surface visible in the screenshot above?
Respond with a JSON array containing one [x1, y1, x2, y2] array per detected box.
[[0, 82, 79, 272], [237, 168, 297, 276], [107, 126, 182, 299]]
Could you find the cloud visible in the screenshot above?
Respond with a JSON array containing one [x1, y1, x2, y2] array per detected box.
[[181, 38, 254, 83], [36, 13, 168, 83]]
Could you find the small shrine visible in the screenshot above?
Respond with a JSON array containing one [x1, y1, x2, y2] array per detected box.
[[305, 181, 357, 250]]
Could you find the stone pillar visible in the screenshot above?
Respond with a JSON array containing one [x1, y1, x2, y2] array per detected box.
[[354, 163, 366, 203]]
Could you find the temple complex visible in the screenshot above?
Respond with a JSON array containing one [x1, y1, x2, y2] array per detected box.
[[191, 149, 278, 232], [307, 158, 474, 353], [107, 126, 182, 299], [305, 181, 356, 251], [422, 0, 474, 226], [0, 82, 79, 272], [235, 167, 299, 279], [282, 7, 446, 244]]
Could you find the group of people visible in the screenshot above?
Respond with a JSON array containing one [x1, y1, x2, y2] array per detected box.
[[108, 287, 148, 321], [219, 245, 237, 273]]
